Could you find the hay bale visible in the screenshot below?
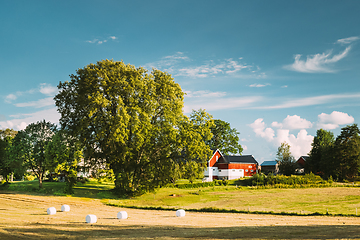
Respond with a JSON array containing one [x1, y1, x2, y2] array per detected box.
[[85, 214, 97, 224], [117, 211, 128, 219], [47, 207, 56, 215], [176, 209, 185, 217], [61, 204, 70, 212]]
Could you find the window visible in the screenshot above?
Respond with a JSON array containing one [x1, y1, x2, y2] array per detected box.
[[232, 169, 235, 172], [213, 169, 215, 171], [245, 169, 248, 172], [219, 170, 221, 172], [248, 166, 252, 168], [251, 170, 254, 172]]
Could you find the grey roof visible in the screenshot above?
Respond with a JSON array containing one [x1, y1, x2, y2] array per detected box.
[[261, 160, 278, 166], [220, 155, 258, 164]]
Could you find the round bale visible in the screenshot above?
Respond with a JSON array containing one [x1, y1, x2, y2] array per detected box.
[[176, 209, 185, 217], [47, 207, 56, 215], [61, 204, 70, 212], [117, 211, 128, 219], [85, 214, 97, 224]]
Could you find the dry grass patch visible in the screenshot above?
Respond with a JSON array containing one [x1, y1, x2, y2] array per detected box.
[[1, 192, 360, 239]]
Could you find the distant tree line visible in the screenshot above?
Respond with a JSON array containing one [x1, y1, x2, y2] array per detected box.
[[275, 124, 360, 181]]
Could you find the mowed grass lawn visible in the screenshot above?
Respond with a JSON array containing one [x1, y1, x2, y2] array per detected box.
[[4, 180, 360, 216], [105, 186, 360, 216]]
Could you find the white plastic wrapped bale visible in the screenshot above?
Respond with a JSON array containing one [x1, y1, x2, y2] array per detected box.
[[86, 214, 97, 224], [47, 207, 56, 215], [61, 204, 70, 212], [176, 209, 185, 217], [117, 211, 128, 219]]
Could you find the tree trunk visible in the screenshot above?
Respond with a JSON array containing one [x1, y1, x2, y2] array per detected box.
[[38, 175, 43, 188]]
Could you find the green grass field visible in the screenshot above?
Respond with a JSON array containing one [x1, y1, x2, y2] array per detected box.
[[3, 179, 360, 216]]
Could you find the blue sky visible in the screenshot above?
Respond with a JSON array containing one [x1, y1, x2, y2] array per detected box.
[[1, 0, 360, 163]]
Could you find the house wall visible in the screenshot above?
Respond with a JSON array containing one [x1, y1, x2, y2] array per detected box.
[[218, 163, 257, 178]]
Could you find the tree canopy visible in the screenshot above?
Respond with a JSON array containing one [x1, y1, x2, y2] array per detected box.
[[276, 142, 296, 176], [54, 59, 213, 195], [12, 120, 56, 188], [206, 119, 243, 155], [306, 129, 335, 177]]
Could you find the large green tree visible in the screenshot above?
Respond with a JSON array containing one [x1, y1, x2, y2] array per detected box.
[[12, 120, 56, 188], [0, 129, 18, 181], [206, 119, 243, 155], [276, 142, 296, 176], [54, 60, 213, 195], [306, 129, 335, 177], [332, 124, 360, 181]]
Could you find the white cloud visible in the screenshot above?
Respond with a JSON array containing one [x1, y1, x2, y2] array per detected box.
[[109, 36, 117, 40], [249, 83, 270, 88], [0, 107, 60, 131], [242, 145, 248, 151], [39, 83, 58, 96], [249, 118, 275, 142], [250, 117, 313, 159], [271, 115, 312, 130], [317, 111, 354, 130], [275, 129, 313, 159], [336, 36, 359, 45], [15, 97, 55, 108], [285, 46, 351, 73], [5, 94, 17, 103]]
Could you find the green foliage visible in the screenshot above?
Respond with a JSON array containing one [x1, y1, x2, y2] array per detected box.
[[307, 129, 335, 177], [276, 142, 296, 176], [55, 60, 213, 196], [45, 130, 83, 194], [11, 120, 57, 188], [332, 124, 360, 181], [206, 119, 243, 155], [307, 124, 360, 181], [0, 128, 18, 182], [245, 173, 331, 187]]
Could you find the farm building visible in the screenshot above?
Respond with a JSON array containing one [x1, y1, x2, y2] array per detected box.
[[204, 149, 258, 181], [260, 160, 279, 175], [295, 156, 308, 174]]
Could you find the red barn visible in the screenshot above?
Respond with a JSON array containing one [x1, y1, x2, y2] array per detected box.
[[204, 149, 259, 181]]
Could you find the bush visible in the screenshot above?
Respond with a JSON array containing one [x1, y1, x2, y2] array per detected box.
[[245, 173, 331, 187]]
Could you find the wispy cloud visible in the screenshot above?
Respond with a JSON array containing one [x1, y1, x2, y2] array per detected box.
[[285, 46, 351, 73], [86, 36, 117, 44], [183, 90, 262, 113], [4, 83, 58, 104], [336, 36, 360, 45], [145, 54, 265, 78], [256, 92, 360, 109], [0, 107, 60, 130], [249, 83, 270, 88], [5, 94, 17, 103], [15, 97, 55, 108], [39, 83, 58, 96]]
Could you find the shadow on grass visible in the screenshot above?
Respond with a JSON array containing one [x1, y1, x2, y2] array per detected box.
[[1, 223, 360, 239]]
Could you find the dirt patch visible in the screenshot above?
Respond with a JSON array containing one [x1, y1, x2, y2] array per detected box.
[[1, 192, 360, 239]]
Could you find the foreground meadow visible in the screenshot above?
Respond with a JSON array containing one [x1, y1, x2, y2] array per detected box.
[[1, 192, 360, 239]]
